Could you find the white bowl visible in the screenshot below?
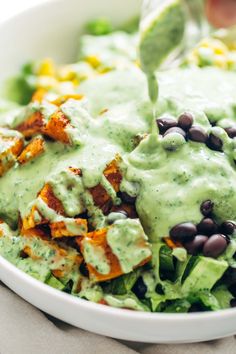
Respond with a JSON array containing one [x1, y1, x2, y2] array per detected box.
[[0, 0, 236, 344]]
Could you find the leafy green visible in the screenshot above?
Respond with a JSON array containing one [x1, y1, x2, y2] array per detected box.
[[182, 257, 228, 293], [212, 285, 234, 309], [85, 16, 139, 36], [163, 299, 191, 313], [102, 269, 141, 295], [172, 247, 187, 262], [3, 61, 36, 105], [179, 255, 197, 283], [46, 275, 65, 290], [85, 18, 113, 36], [104, 293, 150, 311], [160, 245, 175, 273], [4, 74, 35, 105], [196, 291, 220, 311]]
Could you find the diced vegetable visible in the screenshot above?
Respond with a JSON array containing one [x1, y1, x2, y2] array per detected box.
[[18, 136, 45, 164]]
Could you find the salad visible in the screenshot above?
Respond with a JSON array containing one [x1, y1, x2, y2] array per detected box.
[[1, 3, 236, 313]]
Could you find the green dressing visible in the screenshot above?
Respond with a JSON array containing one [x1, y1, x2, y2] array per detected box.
[[107, 219, 151, 273], [139, 0, 185, 103], [83, 242, 111, 275]]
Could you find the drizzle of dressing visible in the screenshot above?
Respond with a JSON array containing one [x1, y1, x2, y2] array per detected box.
[[139, 0, 186, 110]]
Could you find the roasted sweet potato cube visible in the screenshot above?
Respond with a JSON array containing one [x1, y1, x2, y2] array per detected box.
[[50, 94, 83, 107], [50, 218, 88, 238], [164, 237, 182, 249], [18, 137, 45, 164], [52, 254, 83, 279], [43, 110, 70, 144], [20, 245, 41, 260], [9, 136, 24, 156], [80, 220, 151, 282], [22, 183, 65, 230], [103, 157, 122, 192], [39, 183, 65, 215], [17, 111, 44, 138], [0, 132, 24, 176], [89, 157, 122, 208], [79, 228, 123, 282], [89, 184, 111, 208], [20, 223, 51, 239], [22, 205, 45, 230], [17, 231, 82, 281]]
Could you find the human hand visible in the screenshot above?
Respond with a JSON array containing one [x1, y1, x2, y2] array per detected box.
[[206, 0, 236, 28]]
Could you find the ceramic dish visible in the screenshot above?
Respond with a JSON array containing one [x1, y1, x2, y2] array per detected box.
[[0, 0, 236, 343]]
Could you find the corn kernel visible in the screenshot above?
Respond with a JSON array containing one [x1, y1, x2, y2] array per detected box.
[[227, 52, 236, 70], [38, 58, 56, 77], [214, 54, 227, 69], [58, 65, 76, 81], [36, 76, 58, 90], [85, 55, 101, 68], [72, 78, 80, 86]]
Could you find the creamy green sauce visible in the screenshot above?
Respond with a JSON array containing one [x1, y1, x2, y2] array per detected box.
[[104, 293, 149, 311], [107, 219, 151, 273], [30, 198, 87, 235], [0, 223, 80, 283], [83, 242, 111, 275], [1, 68, 236, 240], [124, 130, 236, 240], [139, 0, 185, 103], [49, 170, 85, 217]]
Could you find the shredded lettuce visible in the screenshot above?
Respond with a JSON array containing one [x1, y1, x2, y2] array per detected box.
[[3, 63, 36, 105], [102, 268, 141, 295], [85, 18, 113, 36]]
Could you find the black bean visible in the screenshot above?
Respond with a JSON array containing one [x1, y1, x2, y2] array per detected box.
[[184, 235, 208, 255], [178, 112, 193, 131], [221, 221, 236, 235], [107, 211, 128, 224], [203, 234, 227, 258], [132, 277, 147, 299], [156, 117, 177, 134], [163, 127, 186, 138], [197, 218, 218, 236], [112, 205, 137, 219], [207, 133, 223, 151], [170, 222, 197, 241], [79, 262, 89, 277], [225, 127, 236, 139], [120, 191, 136, 204], [230, 298, 236, 308], [200, 200, 214, 216], [188, 126, 208, 143]]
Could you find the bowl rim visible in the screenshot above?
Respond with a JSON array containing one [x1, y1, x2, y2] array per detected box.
[[0, 0, 236, 322], [0, 0, 50, 27], [1, 252, 236, 321]]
